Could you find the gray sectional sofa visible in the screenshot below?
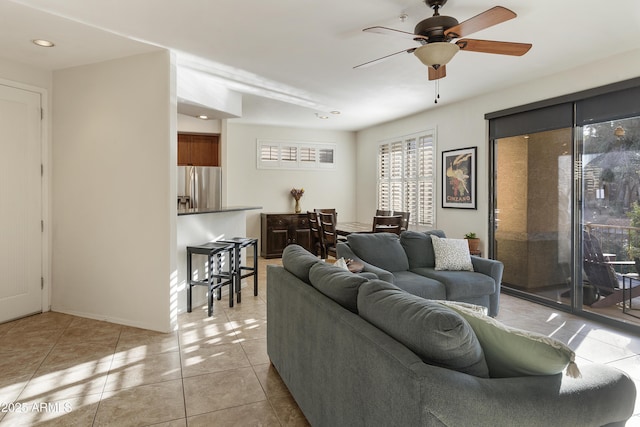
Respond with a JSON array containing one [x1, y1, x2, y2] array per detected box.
[[267, 244, 637, 427], [337, 230, 504, 316]]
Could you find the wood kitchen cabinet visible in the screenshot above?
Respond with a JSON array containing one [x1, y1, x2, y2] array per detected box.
[[178, 133, 220, 166], [260, 213, 311, 258]]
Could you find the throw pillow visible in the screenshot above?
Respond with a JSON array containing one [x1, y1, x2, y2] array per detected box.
[[444, 303, 581, 378], [309, 262, 369, 313], [431, 235, 474, 271], [438, 300, 488, 316], [358, 279, 489, 378], [346, 233, 409, 272], [333, 257, 349, 270]]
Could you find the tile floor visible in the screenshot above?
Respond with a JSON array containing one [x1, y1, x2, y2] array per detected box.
[[0, 257, 638, 426]]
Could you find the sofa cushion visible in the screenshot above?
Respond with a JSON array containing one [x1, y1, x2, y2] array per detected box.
[[412, 268, 496, 300], [282, 244, 320, 285], [431, 235, 474, 271], [309, 262, 369, 313], [347, 233, 409, 272], [357, 279, 489, 378], [392, 271, 447, 300], [446, 303, 581, 379], [400, 230, 446, 269]]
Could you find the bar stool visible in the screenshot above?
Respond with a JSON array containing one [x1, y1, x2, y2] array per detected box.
[[186, 241, 235, 317], [219, 237, 259, 303]]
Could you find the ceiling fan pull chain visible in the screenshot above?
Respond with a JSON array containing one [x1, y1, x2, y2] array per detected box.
[[434, 79, 440, 104]]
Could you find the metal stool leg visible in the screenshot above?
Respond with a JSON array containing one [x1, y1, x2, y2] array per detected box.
[[207, 252, 214, 317], [236, 246, 242, 304], [216, 252, 222, 301], [187, 248, 193, 313], [226, 248, 235, 307], [252, 240, 258, 296]]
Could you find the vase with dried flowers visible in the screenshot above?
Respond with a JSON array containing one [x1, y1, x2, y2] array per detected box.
[[291, 188, 304, 213]]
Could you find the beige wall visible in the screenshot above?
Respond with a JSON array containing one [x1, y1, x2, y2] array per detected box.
[[0, 59, 52, 90], [51, 51, 176, 332], [177, 114, 221, 134], [225, 123, 357, 243]]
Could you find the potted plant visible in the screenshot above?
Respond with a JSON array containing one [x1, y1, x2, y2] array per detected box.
[[464, 232, 481, 254], [627, 202, 640, 274]]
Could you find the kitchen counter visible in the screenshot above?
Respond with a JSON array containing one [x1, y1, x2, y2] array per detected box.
[[177, 206, 261, 216]]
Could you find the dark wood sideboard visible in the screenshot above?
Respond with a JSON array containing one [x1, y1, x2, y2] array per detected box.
[[260, 213, 312, 258]]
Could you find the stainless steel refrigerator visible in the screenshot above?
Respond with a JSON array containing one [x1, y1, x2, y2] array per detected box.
[[177, 166, 222, 211]]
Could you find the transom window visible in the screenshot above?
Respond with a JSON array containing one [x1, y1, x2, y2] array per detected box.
[[257, 140, 336, 170]]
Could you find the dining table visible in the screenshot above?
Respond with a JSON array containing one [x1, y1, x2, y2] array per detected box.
[[336, 221, 372, 236]]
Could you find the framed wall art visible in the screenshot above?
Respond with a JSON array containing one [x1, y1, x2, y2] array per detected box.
[[442, 146, 477, 209]]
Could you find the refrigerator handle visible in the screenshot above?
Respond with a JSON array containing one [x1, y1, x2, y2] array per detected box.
[[191, 166, 198, 209]]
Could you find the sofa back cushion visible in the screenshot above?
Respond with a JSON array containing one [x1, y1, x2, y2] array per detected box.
[[400, 230, 446, 269], [357, 279, 489, 378], [309, 262, 369, 313], [346, 233, 409, 272], [282, 244, 320, 284]]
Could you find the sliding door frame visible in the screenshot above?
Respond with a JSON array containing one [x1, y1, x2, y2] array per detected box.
[[486, 77, 640, 334]]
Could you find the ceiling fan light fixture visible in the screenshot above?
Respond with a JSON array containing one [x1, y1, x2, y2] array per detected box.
[[413, 42, 459, 68]]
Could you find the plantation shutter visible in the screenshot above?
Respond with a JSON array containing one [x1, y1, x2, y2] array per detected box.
[[377, 130, 435, 227]]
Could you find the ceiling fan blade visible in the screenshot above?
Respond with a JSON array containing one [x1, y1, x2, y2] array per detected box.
[[445, 6, 516, 39], [363, 26, 427, 41], [353, 48, 417, 69], [456, 39, 532, 56], [428, 65, 446, 81]]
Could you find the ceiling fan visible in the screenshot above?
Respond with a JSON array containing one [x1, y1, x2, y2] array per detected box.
[[355, 0, 532, 81]]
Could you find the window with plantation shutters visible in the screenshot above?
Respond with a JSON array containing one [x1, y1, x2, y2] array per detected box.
[[257, 140, 335, 170], [260, 144, 279, 162], [377, 130, 435, 227]]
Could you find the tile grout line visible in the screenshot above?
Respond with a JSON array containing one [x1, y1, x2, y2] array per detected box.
[[90, 327, 122, 427], [14, 317, 71, 409], [177, 308, 190, 425]]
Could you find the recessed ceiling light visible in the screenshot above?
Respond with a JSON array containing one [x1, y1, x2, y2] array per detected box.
[[330, 111, 341, 115], [197, 115, 208, 120], [32, 39, 55, 48]]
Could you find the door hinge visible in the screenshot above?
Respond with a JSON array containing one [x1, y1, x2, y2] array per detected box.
[[41, 220, 44, 232], [41, 108, 44, 120], [41, 164, 44, 177], [41, 277, 44, 289]]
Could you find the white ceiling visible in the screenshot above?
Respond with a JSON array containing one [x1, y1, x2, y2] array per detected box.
[[3, 0, 640, 131]]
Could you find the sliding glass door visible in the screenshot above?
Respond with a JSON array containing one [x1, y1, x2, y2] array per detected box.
[[494, 128, 573, 304], [488, 78, 640, 331], [580, 116, 640, 323]]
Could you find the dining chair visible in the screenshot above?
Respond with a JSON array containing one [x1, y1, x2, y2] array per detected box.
[[315, 208, 337, 220], [375, 209, 392, 216], [307, 211, 325, 258], [318, 212, 339, 258], [371, 215, 403, 235], [392, 211, 410, 231]]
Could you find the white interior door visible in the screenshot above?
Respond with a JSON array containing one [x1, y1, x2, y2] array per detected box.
[[0, 83, 42, 323]]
